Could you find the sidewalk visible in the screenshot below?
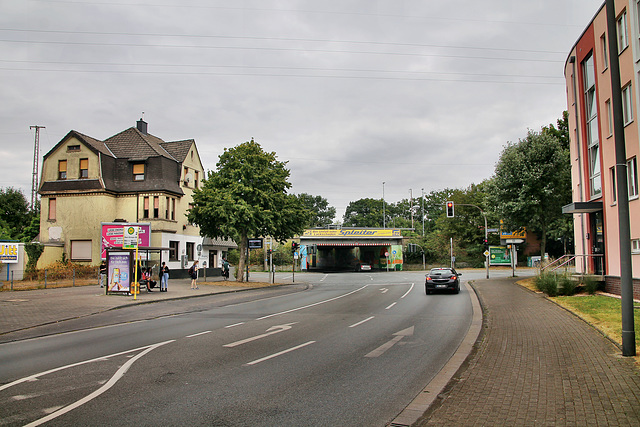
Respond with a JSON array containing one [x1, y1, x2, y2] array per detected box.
[[414, 277, 640, 426], [0, 273, 289, 342]]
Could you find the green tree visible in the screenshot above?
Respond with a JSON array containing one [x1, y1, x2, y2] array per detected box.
[[0, 187, 34, 240], [343, 198, 383, 227], [295, 193, 336, 228], [188, 139, 309, 282], [487, 129, 571, 258]]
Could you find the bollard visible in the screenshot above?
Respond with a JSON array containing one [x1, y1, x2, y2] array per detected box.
[[44, 269, 47, 288], [11, 270, 14, 290], [73, 268, 76, 287]]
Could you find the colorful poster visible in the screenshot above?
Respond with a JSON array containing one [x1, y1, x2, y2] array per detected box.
[[302, 229, 401, 238], [101, 223, 150, 259], [489, 246, 512, 266], [0, 243, 19, 263], [107, 251, 131, 293]]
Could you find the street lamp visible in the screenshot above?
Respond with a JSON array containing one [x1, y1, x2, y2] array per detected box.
[[421, 188, 424, 235], [382, 182, 386, 228]]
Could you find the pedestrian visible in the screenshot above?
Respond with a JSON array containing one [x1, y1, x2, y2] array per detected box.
[[222, 258, 230, 280], [189, 260, 199, 289], [99, 260, 107, 288], [160, 261, 169, 292]]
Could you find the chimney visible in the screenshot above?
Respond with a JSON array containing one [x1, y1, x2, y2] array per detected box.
[[136, 118, 148, 134]]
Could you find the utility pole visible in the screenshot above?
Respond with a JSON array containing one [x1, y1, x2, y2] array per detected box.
[[382, 182, 386, 228], [30, 125, 45, 210], [421, 188, 424, 235], [409, 188, 413, 230], [605, 0, 635, 357]]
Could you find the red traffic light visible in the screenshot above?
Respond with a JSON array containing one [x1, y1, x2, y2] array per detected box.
[[446, 201, 455, 218]]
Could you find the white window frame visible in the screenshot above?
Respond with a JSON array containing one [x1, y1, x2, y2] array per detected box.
[[632, 238, 640, 254], [622, 83, 634, 125], [583, 55, 602, 198], [618, 10, 629, 52], [601, 33, 609, 70], [610, 166, 617, 204], [628, 157, 638, 198], [606, 99, 613, 137]]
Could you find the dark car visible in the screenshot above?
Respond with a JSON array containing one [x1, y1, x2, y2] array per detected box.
[[425, 267, 461, 294]]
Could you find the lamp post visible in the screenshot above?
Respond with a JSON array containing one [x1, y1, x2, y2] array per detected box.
[[382, 181, 386, 228], [421, 188, 424, 235]]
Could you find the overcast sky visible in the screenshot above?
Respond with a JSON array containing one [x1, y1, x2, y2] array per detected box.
[[1, 0, 604, 221]]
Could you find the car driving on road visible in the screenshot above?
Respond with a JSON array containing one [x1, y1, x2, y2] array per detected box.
[[425, 267, 461, 294]]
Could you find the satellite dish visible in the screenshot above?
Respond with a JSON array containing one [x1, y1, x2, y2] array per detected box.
[[184, 172, 193, 185]]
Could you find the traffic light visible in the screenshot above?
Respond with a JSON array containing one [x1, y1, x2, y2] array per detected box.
[[446, 201, 454, 218], [291, 242, 299, 252], [483, 238, 489, 250]]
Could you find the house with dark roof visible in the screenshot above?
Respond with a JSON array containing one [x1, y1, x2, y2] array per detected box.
[[38, 119, 236, 272]]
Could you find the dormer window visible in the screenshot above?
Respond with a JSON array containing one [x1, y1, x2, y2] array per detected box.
[[133, 163, 145, 181], [58, 160, 67, 180]]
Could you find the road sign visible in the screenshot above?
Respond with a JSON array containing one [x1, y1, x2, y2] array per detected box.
[[122, 226, 139, 249], [483, 250, 490, 257]]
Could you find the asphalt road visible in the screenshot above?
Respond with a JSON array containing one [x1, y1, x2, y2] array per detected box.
[[0, 270, 515, 426]]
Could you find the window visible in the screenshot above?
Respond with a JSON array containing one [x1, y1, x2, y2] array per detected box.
[[601, 34, 609, 70], [70, 240, 92, 261], [153, 196, 159, 218], [171, 198, 176, 220], [622, 84, 633, 125], [632, 238, 640, 254], [79, 158, 88, 179], [143, 196, 150, 218], [194, 171, 199, 189], [618, 11, 628, 52], [58, 160, 67, 180], [184, 166, 189, 186], [611, 167, 617, 203], [583, 54, 601, 197], [169, 241, 179, 261], [133, 163, 145, 181], [165, 197, 170, 219], [628, 157, 638, 198], [186, 242, 195, 261], [48, 198, 56, 221], [606, 99, 613, 137], [67, 145, 80, 152]]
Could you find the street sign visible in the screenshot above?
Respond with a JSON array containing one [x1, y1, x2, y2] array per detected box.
[[483, 250, 490, 257], [122, 226, 139, 249]]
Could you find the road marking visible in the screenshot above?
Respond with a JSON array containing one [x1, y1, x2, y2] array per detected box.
[[186, 331, 211, 338], [246, 341, 316, 366], [23, 340, 174, 426], [349, 316, 375, 328], [255, 285, 368, 321], [381, 288, 389, 293], [401, 283, 414, 299], [365, 326, 414, 358], [223, 323, 297, 348], [225, 322, 245, 328], [385, 302, 397, 310]]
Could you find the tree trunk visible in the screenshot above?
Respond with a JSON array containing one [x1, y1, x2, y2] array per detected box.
[[237, 232, 247, 282]]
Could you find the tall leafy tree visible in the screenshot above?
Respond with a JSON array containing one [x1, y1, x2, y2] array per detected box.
[[295, 193, 336, 228], [0, 187, 35, 241], [487, 129, 571, 258], [342, 198, 383, 227], [188, 139, 309, 282]]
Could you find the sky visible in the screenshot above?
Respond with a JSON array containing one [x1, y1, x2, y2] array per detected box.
[[1, 0, 605, 222]]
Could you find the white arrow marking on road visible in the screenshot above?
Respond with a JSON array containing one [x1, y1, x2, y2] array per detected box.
[[380, 288, 389, 293], [365, 326, 414, 358], [223, 323, 297, 348]]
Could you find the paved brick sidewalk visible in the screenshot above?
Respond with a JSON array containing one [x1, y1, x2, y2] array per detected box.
[[415, 277, 640, 426]]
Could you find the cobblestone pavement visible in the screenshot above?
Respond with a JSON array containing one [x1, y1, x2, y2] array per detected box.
[[414, 277, 640, 426]]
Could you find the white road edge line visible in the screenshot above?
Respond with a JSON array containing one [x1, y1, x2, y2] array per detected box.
[[349, 316, 375, 328], [385, 302, 397, 310], [401, 283, 415, 299], [24, 340, 175, 427], [255, 285, 368, 321], [246, 341, 316, 366], [186, 331, 211, 338]]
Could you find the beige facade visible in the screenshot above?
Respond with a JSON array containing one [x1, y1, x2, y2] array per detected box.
[[565, 0, 640, 295], [38, 120, 236, 272]]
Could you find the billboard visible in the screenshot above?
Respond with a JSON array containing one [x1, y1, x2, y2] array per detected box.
[[107, 251, 131, 293], [489, 246, 512, 266], [302, 229, 401, 238], [0, 243, 19, 263], [101, 223, 150, 259]]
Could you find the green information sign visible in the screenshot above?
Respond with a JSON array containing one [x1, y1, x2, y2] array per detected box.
[[489, 246, 511, 266]]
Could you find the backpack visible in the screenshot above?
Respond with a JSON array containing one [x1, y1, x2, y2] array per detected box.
[[188, 266, 194, 276]]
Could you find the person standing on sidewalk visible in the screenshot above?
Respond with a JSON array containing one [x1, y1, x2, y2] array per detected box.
[[189, 260, 199, 290], [99, 261, 107, 288], [160, 262, 169, 292]]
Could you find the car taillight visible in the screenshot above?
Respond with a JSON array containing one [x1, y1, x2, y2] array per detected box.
[[426, 277, 432, 281], [451, 275, 457, 280]]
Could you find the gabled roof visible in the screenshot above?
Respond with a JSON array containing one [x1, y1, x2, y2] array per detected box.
[[104, 127, 175, 161], [160, 140, 194, 163]]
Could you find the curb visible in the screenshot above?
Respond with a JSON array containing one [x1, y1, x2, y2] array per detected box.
[[389, 280, 483, 427]]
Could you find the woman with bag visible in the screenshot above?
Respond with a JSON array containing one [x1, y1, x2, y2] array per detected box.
[[189, 260, 199, 290]]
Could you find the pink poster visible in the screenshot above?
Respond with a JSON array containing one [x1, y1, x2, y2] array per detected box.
[[101, 223, 151, 259]]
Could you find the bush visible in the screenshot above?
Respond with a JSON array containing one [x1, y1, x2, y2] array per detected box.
[[581, 275, 600, 295], [558, 274, 577, 296], [25, 261, 98, 281], [534, 272, 558, 297]]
